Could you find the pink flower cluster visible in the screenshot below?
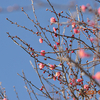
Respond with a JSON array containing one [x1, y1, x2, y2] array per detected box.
[[80, 5, 100, 15]]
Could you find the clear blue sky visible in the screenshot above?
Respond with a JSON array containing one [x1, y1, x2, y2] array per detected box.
[[1, 0, 100, 100]]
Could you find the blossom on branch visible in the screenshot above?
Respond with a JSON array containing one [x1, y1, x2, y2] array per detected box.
[[78, 49, 90, 58], [98, 7, 100, 15], [49, 64, 55, 70], [81, 5, 86, 12], [39, 38, 43, 43], [50, 17, 56, 23], [94, 72, 100, 80], [40, 50, 45, 56], [53, 27, 57, 32], [39, 63, 44, 70], [73, 28, 80, 34], [84, 84, 89, 90], [3, 98, 7, 100]]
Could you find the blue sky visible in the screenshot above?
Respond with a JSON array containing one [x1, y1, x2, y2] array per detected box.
[[1, 0, 100, 100]]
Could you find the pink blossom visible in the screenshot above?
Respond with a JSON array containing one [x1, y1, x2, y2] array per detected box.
[[94, 72, 100, 80], [72, 22, 76, 28], [39, 63, 44, 70], [81, 5, 86, 12], [50, 17, 56, 23], [3, 98, 7, 100], [98, 7, 100, 15], [39, 38, 43, 43], [40, 50, 45, 56], [53, 27, 57, 32], [77, 79, 83, 82], [56, 42, 60, 45], [40, 88, 43, 91], [78, 49, 86, 58], [55, 72, 61, 77], [84, 84, 89, 90], [49, 64, 55, 70], [53, 44, 57, 49], [70, 82, 72, 85], [73, 28, 80, 34], [78, 49, 90, 58]]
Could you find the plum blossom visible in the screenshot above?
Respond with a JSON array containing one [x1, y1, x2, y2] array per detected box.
[[77, 79, 83, 82], [39, 63, 44, 70], [72, 22, 76, 28], [84, 84, 89, 90], [81, 5, 86, 12], [94, 72, 100, 80], [3, 98, 7, 100], [53, 27, 57, 32], [50, 17, 56, 23], [53, 44, 57, 49], [78, 49, 90, 58], [39, 38, 43, 43], [98, 7, 100, 15], [55, 72, 61, 77], [40, 50, 45, 56], [73, 28, 80, 34], [49, 64, 55, 70]]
